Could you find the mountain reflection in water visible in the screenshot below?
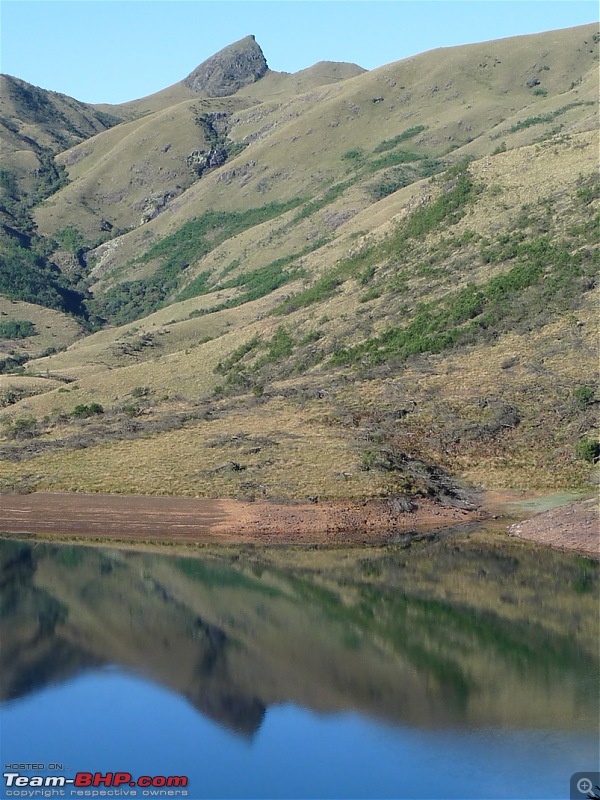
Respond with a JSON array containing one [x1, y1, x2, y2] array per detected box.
[[0, 533, 598, 738]]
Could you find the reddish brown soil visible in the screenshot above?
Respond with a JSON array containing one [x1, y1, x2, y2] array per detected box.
[[508, 498, 599, 559], [0, 492, 481, 545]]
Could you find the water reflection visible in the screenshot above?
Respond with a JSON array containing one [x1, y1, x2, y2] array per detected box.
[[0, 534, 598, 736]]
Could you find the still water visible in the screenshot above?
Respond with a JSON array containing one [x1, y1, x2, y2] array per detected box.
[[0, 530, 598, 799]]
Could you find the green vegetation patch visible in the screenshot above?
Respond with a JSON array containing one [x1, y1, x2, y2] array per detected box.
[[176, 271, 211, 302], [0, 158, 90, 318], [331, 235, 596, 367], [70, 403, 104, 418], [275, 161, 474, 316], [508, 101, 594, 133], [574, 386, 596, 410], [290, 181, 354, 224], [190, 252, 308, 321], [0, 236, 86, 316], [261, 326, 294, 363], [403, 161, 474, 239], [373, 126, 428, 153], [273, 274, 344, 316], [575, 438, 600, 464], [141, 202, 302, 276], [92, 201, 303, 324], [0, 319, 37, 339], [368, 169, 413, 202], [214, 336, 262, 376], [368, 149, 429, 173], [220, 253, 305, 299], [53, 226, 89, 256]]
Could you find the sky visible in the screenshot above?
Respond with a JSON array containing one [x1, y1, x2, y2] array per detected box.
[[1, 1, 597, 105]]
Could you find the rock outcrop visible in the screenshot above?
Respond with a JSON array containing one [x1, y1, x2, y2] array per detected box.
[[183, 35, 268, 97]]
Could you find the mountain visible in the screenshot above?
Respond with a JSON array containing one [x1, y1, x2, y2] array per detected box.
[[0, 24, 598, 500]]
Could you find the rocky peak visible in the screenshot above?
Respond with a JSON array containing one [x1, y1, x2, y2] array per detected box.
[[183, 35, 268, 97]]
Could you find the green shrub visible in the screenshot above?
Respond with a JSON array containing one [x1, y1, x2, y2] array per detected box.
[[402, 160, 475, 239], [219, 259, 240, 279], [291, 183, 353, 224], [508, 101, 593, 133], [7, 416, 38, 439], [341, 149, 364, 161], [576, 176, 600, 205], [71, 403, 104, 418], [214, 336, 261, 375], [0, 239, 86, 316], [264, 326, 294, 361], [221, 255, 304, 297], [329, 230, 590, 369], [276, 162, 473, 318], [0, 319, 37, 339], [274, 275, 342, 315], [299, 330, 323, 345], [575, 438, 600, 463], [359, 288, 381, 303], [0, 390, 19, 407], [358, 265, 375, 286], [177, 271, 211, 302], [360, 450, 377, 470], [0, 168, 18, 196], [574, 386, 595, 409], [368, 171, 410, 201], [373, 126, 427, 153], [368, 149, 425, 173], [54, 227, 87, 255], [0, 352, 29, 374]]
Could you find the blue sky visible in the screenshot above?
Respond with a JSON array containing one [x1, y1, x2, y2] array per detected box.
[[1, 1, 597, 104]]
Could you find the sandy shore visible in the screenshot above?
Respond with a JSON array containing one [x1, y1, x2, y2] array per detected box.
[[0, 491, 481, 545], [508, 498, 599, 560]]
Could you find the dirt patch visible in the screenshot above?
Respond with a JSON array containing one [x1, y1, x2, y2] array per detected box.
[[0, 492, 482, 546], [508, 499, 599, 560], [212, 497, 481, 545]]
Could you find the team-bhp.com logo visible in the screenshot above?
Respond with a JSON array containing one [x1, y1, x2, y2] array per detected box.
[[3, 771, 188, 796]]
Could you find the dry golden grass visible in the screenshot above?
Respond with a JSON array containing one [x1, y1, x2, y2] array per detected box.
[[0, 297, 83, 357], [33, 23, 599, 250], [2, 124, 598, 496], [0, 398, 391, 499]]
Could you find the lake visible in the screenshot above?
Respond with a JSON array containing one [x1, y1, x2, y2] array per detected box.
[[1, 528, 598, 799]]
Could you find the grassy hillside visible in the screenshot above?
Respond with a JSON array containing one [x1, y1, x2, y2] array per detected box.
[[0, 74, 121, 190], [33, 24, 598, 298], [0, 24, 598, 499], [0, 76, 126, 323]]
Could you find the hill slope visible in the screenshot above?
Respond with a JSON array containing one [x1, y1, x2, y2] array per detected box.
[[0, 74, 122, 220], [0, 24, 598, 500]]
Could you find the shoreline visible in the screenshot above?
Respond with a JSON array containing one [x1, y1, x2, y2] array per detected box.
[[0, 491, 482, 546], [0, 490, 597, 558]]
